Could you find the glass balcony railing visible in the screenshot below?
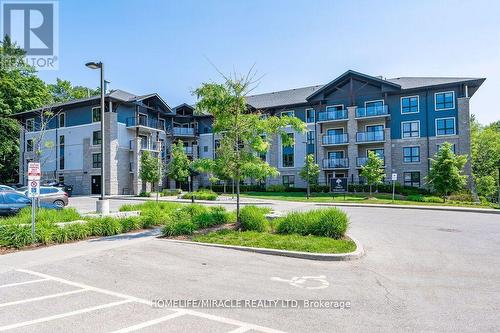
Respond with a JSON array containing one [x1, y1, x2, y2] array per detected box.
[[172, 127, 195, 136], [126, 116, 164, 130], [317, 109, 348, 122], [356, 105, 389, 118], [357, 156, 385, 167], [322, 158, 349, 169], [356, 131, 385, 143], [321, 133, 349, 145]]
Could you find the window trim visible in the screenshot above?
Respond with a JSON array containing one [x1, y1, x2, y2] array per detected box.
[[281, 132, 295, 168], [403, 171, 421, 187], [92, 130, 102, 146], [402, 146, 421, 164], [325, 104, 345, 112], [58, 112, 66, 127], [26, 118, 35, 132], [400, 95, 420, 114], [92, 153, 102, 169], [305, 108, 315, 123], [435, 117, 456, 137], [434, 91, 455, 111], [92, 106, 101, 123], [401, 120, 420, 139], [282, 175, 295, 188]]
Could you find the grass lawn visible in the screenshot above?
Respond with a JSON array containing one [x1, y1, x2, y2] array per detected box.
[[239, 192, 499, 209], [192, 229, 356, 253]]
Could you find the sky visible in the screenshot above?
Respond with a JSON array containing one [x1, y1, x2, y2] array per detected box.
[[37, 0, 500, 124]]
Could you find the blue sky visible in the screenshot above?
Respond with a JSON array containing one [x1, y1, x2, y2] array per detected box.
[[39, 0, 499, 124]]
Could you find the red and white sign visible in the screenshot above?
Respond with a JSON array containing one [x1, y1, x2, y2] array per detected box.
[[28, 162, 41, 180]]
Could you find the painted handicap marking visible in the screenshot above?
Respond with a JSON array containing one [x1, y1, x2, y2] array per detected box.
[[270, 275, 329, 290]]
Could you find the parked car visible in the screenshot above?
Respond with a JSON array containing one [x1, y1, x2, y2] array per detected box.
[[19, 186, 69, 208], [41, 181, 74, 197], [0, 185, 16, 191], [0, 191, 61, 216]]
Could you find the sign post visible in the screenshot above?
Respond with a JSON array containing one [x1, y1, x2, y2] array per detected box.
[[27, 162, 41, 236], [331, 178, 348, 201], [391, 173, 398, 203]]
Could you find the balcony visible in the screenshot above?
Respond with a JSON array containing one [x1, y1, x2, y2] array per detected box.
[[322, 158, 349, 169], [321, 133, 349, 146], [317, 109, 348, 122], [355, 105, 389, 118], [172, 127, 196, 137], [126, 116, 164, 131], [356, 131, 385, 143], [356, 156, 385, 167]]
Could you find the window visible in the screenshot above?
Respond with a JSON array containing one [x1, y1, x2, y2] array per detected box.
[[328, 151, 344, 159], [368, 148, 384, 158], [306, 130, 315, 155], [326, 105, 344, 111], [92, 153, 102, 168], [282, 133, 294, 167], [281, 111, 294, 118], [58, 112, 66, 127], [404, 172, 420, 187], [403, 146, 420, 163], [93, 130, 102, 145], [203, 146, 208, 153], [401, 96, 419, 114], [306, 108, 315, 123], [26, 139, 33, 152], [365, 100, 384, 116], [435, 91, 455, 110], [26, 118, 34, 132], [366, 124, 384, 132], [437, 143, 456, 154], [436, 117, 456, 136], [59, 135, 65, 170], [282, 175, 295, 188], [92, 107, 101, 122], [402, 121, 420, 138]]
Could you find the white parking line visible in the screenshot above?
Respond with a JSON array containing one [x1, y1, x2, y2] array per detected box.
[[108, 311, 187, 333], [227, 326, 252, 333], [0, 278, 49, 289], [14, 269, 287, 333], [0, 299, 132, 331], [0, 289, 87, 308]]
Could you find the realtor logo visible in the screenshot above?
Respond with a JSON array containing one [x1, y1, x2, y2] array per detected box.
[[1, 0, 58, 69]]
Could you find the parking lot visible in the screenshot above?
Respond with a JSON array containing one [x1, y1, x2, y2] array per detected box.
[[0, 269, 283, 333]]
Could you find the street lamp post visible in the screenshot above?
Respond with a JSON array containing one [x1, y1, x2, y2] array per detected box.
[[86, 61, 109, 214]]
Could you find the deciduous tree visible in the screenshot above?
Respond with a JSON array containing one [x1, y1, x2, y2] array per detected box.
[[360, 151, 385, 197]]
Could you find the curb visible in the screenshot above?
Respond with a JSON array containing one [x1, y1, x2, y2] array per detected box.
[[314, 202, 500, 215], [106, 196, 269, 205], [161, 234, 365, 261]]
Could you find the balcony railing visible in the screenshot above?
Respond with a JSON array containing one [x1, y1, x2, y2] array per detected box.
[[356, 131, 385, 143], [126, 116, 164, 130], [356, 105, 389, 118], [357, 156, 385, 167], [322, 158, 349, 169], [172, 127, 195, 136], [321, 133, 349, 145], [318, 109, 348, 122]]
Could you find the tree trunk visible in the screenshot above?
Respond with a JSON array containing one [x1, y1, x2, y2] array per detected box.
[[236, 176, 241, 229], [369, 184, 372, 197], [306, 180, 310, 199]]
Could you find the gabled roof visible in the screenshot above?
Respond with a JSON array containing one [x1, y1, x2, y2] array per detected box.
[[306, 70, 401, 100], [245, 85, 323, 109], [386, 77, 486, 90], [12, 89, 172, 118]]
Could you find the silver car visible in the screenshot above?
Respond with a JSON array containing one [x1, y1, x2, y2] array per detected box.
[[20, 186, 69, 208]]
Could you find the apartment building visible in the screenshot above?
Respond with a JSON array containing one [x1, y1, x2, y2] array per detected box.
[[14, 70, 484, 194]]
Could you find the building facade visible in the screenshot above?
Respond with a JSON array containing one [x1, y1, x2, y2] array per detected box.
[[14, 70, 485, 194]]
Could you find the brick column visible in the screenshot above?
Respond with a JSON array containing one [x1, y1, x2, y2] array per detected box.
[[383, 127, 392, 179]]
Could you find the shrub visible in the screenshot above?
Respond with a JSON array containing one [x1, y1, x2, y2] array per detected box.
[[53, 227, 69, 243], [36, 221, 57, 245], [138, 191, 151, 197], [448, 192, 474, 202], [63, 223, 90, 240], [266, 185, 286, 192], [87, 217, 123, 236], [0, 207, 81, 225], [0, 223, 33, 248], [192, 206, 231, 229], [161, 210, 196, 236], [240, 205, 268, 232], [119, 217, 143, 232], [161, 189, 181, 196], [181, 189, 218, 201], [276, 208, 349, 239], [310, 185, 330, 193], [179, 204, 208, 218], [407, 195, 443, 203]]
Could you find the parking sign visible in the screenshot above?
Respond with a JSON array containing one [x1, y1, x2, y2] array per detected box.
[[28, 162, 41, 180], [28, 180, 40, 197]]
